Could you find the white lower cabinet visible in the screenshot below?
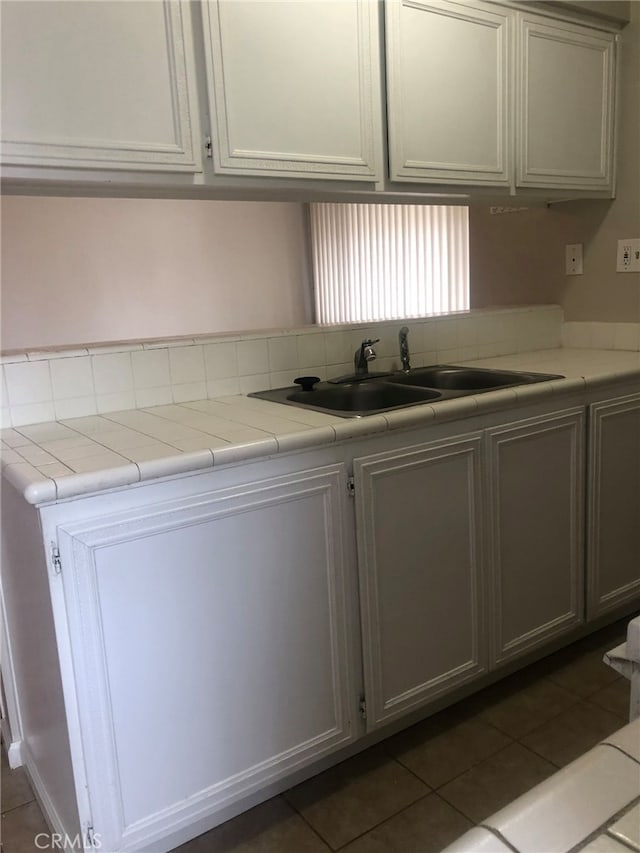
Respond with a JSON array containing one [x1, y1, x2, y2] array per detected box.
[[352, 406, 587, 728], [6, 389, 639, 852], [354, 433, 487, 730], [486, 408, 585, 666], [53, 463, 358, 852], [587, 393, 640, 618]]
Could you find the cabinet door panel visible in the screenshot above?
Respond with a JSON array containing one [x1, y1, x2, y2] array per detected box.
[[0, 0, 201, 172], [517, 15, 615, 189], [355, 435, 486, 730], [386, 0, 511, 185], [487, 410, 584, 666], [588, 394, 640, 618], [203, 0, 382, 180], [57, 465, 356, 852]]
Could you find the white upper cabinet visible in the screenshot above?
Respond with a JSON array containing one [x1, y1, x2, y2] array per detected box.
[[517, 13, 616, 190], [201, 0, 383, 181], [385, 0, 618, 194], [0, 0, 201, 174], [0, 0, 620, 195], [386, 0, 511, 186]]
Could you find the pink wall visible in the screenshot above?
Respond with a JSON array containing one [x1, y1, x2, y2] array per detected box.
[[0, 197, 312, 351]]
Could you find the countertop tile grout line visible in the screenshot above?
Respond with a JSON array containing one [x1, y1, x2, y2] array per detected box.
[[566, 794, 640, 853], [477, 824, 522, 853]]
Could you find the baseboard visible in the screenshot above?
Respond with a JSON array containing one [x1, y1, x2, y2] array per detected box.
[[21, 741, 67, 840], [1, 719, 22, 768]]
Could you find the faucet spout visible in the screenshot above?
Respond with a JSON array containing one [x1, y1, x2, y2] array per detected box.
[[354, 338, 380, 375], [399, 326, 410, 371]]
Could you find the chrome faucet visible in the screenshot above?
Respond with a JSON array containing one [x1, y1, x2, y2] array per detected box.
[[399, 326, 410, 371], [354, 338, 379, 375]]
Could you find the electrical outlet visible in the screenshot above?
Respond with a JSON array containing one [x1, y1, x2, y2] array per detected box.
[[616, 239, 640, 273], [565, 243, 583, 276]]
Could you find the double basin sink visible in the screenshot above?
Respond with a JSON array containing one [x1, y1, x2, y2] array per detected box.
[[250, 365, 564, 418]]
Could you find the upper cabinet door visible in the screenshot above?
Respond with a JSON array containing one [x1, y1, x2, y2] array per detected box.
[[202, 0, 383, 181], [385, 0, 511, 186], [0, 1, 202, 173], [517, 14, 616, 190]]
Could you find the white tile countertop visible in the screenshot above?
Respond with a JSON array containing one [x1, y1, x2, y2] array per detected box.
[[441, 717, 640, 853], [2, 348, 640, 506]]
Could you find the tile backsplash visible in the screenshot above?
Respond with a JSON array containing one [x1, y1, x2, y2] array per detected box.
[[0, 304, 614, 429], [562, 321, 640, 352]]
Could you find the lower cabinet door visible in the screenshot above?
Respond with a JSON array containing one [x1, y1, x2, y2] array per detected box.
[[56, 464, 357, 852], [587, 394, 640, 618], [487, 408, 585, 666], [354, 433, 487, 731]]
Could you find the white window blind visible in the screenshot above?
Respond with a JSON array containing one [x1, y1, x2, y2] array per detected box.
[[310, 203, 469, 325]]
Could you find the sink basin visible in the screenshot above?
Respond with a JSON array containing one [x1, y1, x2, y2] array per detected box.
[[249, 365, 563, 417], [251, 381, 441, 416], [387, 365, 563, 391]]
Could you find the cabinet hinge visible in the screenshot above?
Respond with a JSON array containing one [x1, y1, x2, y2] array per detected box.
[[51, 544, 62, 575], [204, 135, 213, 158], [86, 825, 98, 848], [358, 694, 367, 720], [347, 476, 355, 497]]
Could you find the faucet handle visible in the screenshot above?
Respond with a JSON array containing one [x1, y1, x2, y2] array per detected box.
[[363, 338, 380, 346]]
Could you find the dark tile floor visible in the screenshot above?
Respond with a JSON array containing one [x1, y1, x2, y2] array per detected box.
[[1, 620, 630, 853]]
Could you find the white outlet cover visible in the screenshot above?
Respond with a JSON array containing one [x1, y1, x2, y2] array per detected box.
[[566, 243, 583, 276], [616, 238, 640, 273]]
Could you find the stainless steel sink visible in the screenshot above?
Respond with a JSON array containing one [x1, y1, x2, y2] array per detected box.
[[249, 365, 564, 417], [386, 365, 563, 391], [252, 381, 442, 417]]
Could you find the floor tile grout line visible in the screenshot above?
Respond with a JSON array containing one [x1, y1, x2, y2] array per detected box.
[[582, 694, 630, 723], [428, 790, 480, 835], [327, 789, 442, 853], [433, 740, 560, 824], [477, 688, 582, 742], [511, 736, 567, 772], [388, 731, 516, 795], [477, 674, 630, 746], [276, 793, 337, 852], [379, 744, 439, 791], [281, 751, 435, 851], [1, 795, 37, 817]]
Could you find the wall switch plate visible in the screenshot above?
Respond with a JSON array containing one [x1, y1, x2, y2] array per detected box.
[[616, 239, 640, 272], [565, 243, 583, 276]]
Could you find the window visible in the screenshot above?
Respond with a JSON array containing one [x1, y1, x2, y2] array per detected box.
[[310, 203, 469, 325]]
